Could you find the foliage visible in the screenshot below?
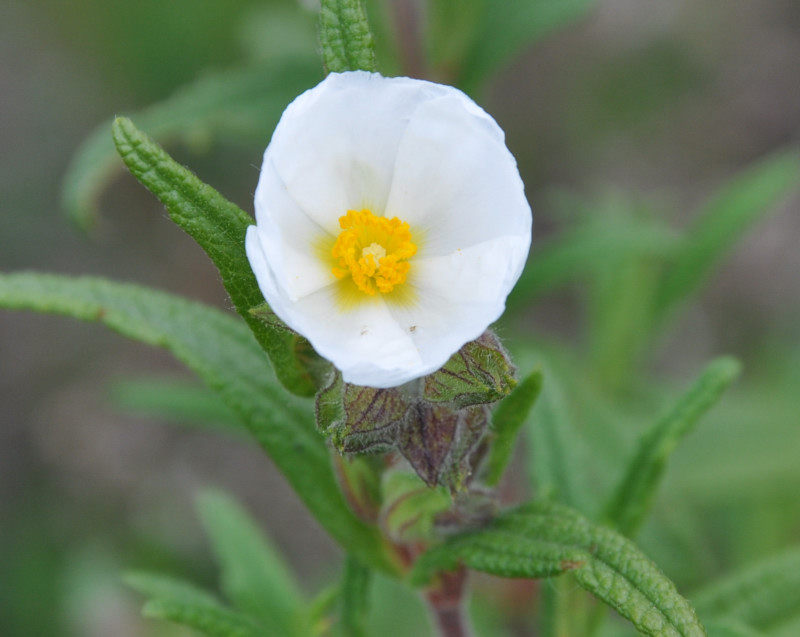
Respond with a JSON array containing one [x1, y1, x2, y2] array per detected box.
[[2, 0, 799, 636]]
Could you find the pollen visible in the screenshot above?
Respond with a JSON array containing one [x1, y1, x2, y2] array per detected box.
[[331, 209, 417, 295]]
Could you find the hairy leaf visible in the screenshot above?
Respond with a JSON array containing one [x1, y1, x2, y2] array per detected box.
[[693, 547, 800, 630], [319, 0, 377, 73], [485, 370, 543, 486], [63, 61, 320, 229], [0, 273, 394, 573], [112, 116, 317, 396], [655, 150, 800, 318], [412, 501, 706, 637], [197, 491, 306, 636], [603, 357, 741, 536]]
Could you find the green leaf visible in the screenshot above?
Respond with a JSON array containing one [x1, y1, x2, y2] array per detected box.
[[603, 357, 741, 536], [507, 213, 677, 312], [196, 491, 306, 636], [63, 61, 320, 229], [126, 572, 262, 637], [111, 116, 317, 397], [110, 377, 245, 434], [485, 370, 543, 486], [319, 0, 378, 73], [457, 0, 598, 93], [526, 362, 595, 514], [337, 556, 371, 637], [412, 501, 707, 637], [693, 547, 800, 630], [655, 150, 800, 318], [0, 272, 394, 574], [424, 331, 517, 409], [143, 598, 263, 637], [125, 571, 221, 608]]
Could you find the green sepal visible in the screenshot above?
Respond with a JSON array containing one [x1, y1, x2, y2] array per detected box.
[[380, 470, 453, 544], [316, 371, 408, 453], [316, 372, 491, 491], [319, 0, 378, 73], [400, 403, 489, 491], [111, 116, 317, 396], [424, 331, 517, 408]]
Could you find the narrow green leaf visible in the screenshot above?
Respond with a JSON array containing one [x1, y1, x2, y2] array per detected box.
[[458, 0, 597, 93], [125, 571, 221, 608], [337, 556, 371, 637], [603, 357, 741, 536], [0, 273, 394, 574], [693, 547, 800, 630], [126, 571, 263, 637], [507, 217, 677, 311], [412, 501, 707, 637], [111, 116, 317, 397], [63, 61, 320, 229], [110, 377, 245, 434], [143, 598, 263, 637], [485, 370, 543, 486], [196, 491, 306, 636], [655, 150, 800, 317], [526, 363, 595, 514], [319, 0, 378, 73]]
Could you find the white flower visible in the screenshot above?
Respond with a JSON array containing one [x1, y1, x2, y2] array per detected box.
[[246, 71, 531, 388]]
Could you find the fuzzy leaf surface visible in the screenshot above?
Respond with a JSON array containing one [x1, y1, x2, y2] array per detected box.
[[412, 501, 706, 637], [197, 491, 306, 636], [0, 272, 393, 573], [693, 547, 800, 630], [319, 0, 377, 73], [424, 331, 517, 408], [603, 357, 741, 536], [63, 61, 320, 229], [112, 116, 316, 396]]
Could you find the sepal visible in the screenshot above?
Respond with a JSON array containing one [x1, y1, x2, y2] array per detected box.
[[424, 331, 517, 408]]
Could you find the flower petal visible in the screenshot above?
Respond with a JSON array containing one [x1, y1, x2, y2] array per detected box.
[[385, 90, 530, 256], [261, 71, 446, 233], [389, 236, 530, 372]]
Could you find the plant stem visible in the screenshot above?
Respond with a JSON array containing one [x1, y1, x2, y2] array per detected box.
[[425, 568, 474, 637]]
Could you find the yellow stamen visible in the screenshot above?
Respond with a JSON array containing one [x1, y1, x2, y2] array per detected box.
[[331, 209, 417, 296]]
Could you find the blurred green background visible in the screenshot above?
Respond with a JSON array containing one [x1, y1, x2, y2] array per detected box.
[[1, 0, 799, 635]]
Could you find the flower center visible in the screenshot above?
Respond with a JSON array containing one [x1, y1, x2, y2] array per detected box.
[[331, 209, 417, 295]]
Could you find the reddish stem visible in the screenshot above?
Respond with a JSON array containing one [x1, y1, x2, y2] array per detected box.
[[425, 568, 474, 637]]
